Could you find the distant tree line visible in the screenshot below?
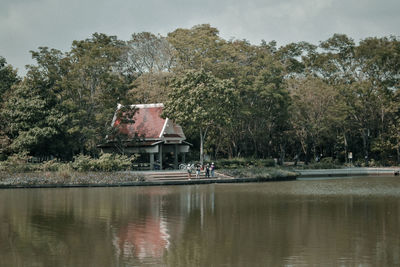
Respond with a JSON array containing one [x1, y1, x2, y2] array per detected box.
[[0, 24, 399, 165]]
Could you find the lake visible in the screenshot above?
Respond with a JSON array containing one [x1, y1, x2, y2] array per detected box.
[[1, 176, 399, 266]]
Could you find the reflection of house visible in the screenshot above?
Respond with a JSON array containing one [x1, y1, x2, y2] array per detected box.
[[98, 103, 190, 170], [114, 217, 170, 261]]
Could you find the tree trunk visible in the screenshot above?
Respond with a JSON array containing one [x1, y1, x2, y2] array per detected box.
[[200, 129, 204, 165], [362, 129, 369, 166], [343, 132, 348, 164], [279, 143, 285, 165], [199, 128, 208, 166]]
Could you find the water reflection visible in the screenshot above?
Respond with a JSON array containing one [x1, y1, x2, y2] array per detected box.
[[0, 177, 399, 266], [112, 185, 216, 265]]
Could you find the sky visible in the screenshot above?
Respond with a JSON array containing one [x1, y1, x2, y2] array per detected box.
[[1, 0, 399, 75]]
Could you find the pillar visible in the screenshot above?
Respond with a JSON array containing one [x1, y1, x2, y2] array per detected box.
[[150, 153, 154, 170], [174, 144, 178, 169], [159, 144, 163, 170]]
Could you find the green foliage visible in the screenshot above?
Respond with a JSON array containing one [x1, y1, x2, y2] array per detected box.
[[215, 158, 276, 169], [163, 69, 238, 163], [0, 56, 19, 100], [0, 26, 399, 167], [297, 162, 342, 170], [0, 151, 37, 172], [71, 153, 134, 172], [221, 167, 297, 179]]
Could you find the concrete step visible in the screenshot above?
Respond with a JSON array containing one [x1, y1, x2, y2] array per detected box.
[[146, 173, 210, 181]]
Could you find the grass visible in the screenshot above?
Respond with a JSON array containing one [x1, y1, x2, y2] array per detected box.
[[0, 171, 145, 187], [220, 167, 298, 180]]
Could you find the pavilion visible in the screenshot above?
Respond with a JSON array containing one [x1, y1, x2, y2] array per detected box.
[[98, 103, 190, 170]]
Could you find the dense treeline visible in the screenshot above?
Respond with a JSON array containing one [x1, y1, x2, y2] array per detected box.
[[0, 24, 399, 166]]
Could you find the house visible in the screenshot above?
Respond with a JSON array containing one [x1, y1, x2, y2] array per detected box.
[[98, 103, 190, 170]]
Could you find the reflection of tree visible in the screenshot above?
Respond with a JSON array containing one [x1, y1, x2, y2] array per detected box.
[[0, 183, 400, 266], [164, 185, 400, 267]]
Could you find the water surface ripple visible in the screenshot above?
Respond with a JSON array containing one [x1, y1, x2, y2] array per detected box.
[[0, 176, 399, 266]]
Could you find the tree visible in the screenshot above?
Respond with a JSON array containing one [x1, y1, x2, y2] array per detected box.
[[125, 32, 175, 75], [288, 76, 343, 163], [0, 56, 19, 100], [62, 33, 129, 155], [126, 71, 172, 104], [1, 48, 70, 158], [0, 56, 20, 157], [167, 24, 226, 73], [163, 69, 238, 164]]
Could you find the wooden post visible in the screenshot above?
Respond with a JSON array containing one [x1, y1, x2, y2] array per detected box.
[[150, 153, 154, 170], [159, 144, 163, 170], [174, 144, 178, 169]]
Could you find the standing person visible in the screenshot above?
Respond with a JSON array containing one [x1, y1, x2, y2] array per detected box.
[[196, 164, 201, 179], [210, 162, 215, 178], [205, 164, 210, 178], [187, 163, 192, 180]]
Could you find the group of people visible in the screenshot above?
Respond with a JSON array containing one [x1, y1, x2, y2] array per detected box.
[[187, 162, 215, 179]]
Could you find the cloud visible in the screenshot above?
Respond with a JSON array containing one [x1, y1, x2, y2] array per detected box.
[[0, 0, 399, 75]]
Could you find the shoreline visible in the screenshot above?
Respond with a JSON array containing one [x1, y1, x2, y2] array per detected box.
[[0, 176, 297, 189], [296, 167, 398, 178], [0, 167, 398, 189], [0, 169, 297, 189]]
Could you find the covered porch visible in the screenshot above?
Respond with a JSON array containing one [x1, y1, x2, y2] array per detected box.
[[100, 140, 191, 170]]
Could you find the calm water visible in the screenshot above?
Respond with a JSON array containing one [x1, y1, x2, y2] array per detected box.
[[1, 176, 400, 267]]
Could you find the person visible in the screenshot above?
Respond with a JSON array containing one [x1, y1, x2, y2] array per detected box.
[[195, 164, 201, 179], [187, 163, 192, 180], [205, 164, 210, 178], [210, 162, 215, 178]]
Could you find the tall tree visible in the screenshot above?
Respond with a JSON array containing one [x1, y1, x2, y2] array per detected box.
[[63, 33, 129, 154], [125, 32, 175, 75], [0, 56, 20, 157], [288, 76, 343, 163], [1, 48, 70, 158], [0, 56, 19, 100], [163, 69, 238, 164], [167, 24, 225, 73]]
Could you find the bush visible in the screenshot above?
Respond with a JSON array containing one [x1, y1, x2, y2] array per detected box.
[[214, 158, 275, 169], [71, 153, 134, 172], [71, 154, 94, 171], [0, 152, 39, 172], [221, 167, 297, 179], [302, 162, 341, 169], [95, 153, 132, 172], [41, 159, 66, 172]]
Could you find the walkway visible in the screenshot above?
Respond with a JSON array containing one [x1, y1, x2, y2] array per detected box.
[[297, 167, 398, 178]]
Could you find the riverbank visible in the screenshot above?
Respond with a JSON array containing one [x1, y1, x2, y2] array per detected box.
[[296, 167, 398, 178], [0, 168, 298, 189], [1, 167, 398, 189], [0, 171, 145, 189]]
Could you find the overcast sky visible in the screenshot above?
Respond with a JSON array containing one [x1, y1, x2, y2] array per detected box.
[[1, 0, 399, 75]]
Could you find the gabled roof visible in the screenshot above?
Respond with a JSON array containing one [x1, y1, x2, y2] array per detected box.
[[112, 103, 186, 142]]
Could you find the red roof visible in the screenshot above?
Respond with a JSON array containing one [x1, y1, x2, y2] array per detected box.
[[112, 104, 185, 141]]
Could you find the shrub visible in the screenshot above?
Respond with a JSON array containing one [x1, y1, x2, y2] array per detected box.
[[221, 167, 297, 179], [214, 158, 275, 169], [0, 152, 39, 172], [95, 153, 132, 171], [303, 162, 341, 169], [71, 154, 94, 172], [41, 159, 67, 172], [71, 153, 134, 172]]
